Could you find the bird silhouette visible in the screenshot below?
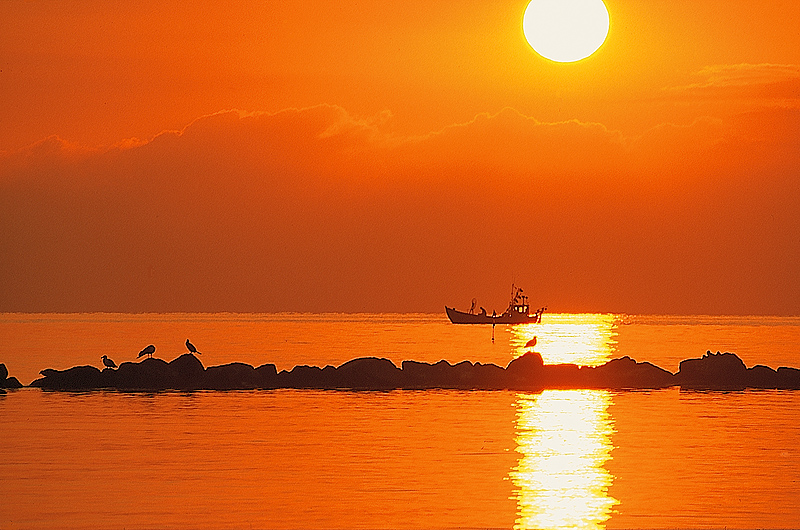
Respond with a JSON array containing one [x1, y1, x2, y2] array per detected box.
[[138, 344, 156, 359], [101, 355, 117, 369], [185, 339, 201, 355]]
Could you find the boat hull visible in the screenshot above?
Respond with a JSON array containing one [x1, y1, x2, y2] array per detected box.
[[445, 306, 541, 325]]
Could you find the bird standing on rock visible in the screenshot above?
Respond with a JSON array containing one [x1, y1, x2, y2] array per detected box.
[[138, 344, 156, 359], [101, 355, 117, 369], [186, 339, 201, 355]]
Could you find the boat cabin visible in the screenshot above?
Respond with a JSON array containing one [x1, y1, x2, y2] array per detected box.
[[505, 289, 530, 317]]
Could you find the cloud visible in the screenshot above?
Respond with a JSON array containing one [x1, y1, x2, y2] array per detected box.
[[1, 105, 799, 314], [665, 63, 800, 104], [0, 135, 98, 174], [626, 117, 727, 168], [410, 108, 628, 180], [696, 63, 799, 87]]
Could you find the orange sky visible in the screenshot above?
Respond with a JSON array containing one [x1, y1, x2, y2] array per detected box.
[[1, 0, 799, 314]]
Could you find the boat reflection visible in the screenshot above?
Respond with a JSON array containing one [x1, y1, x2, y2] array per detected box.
[[509, 314, 619, 530]]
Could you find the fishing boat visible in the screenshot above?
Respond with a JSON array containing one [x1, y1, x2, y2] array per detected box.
[[445, 285, 546, 324]]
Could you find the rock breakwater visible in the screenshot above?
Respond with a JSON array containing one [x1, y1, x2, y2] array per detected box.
[[17, 350, 800, 392]]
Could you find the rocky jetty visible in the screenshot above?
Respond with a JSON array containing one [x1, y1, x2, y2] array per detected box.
[[25, 350, 800, 392], [676, 350, 800, 390], [0, 363, 23, 390]]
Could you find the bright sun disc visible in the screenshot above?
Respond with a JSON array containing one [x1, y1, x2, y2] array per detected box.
[[523, 0, 610, 63]]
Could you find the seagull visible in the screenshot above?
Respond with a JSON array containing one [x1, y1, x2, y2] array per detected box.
[[101, 355, 117, 369], [138, 344, 156, 358], [185, 339, 201, 355]]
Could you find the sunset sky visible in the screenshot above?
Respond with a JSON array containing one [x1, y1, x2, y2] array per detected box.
[[1, 0, 798, 314]]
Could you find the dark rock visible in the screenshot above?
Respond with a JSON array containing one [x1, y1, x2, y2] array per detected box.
[[399, 359, 506, 389], [99, 366, 120, 387], [677, 351, 748, 389], [108, 354, 206, 390], [277, 364, 333, 388], [167, 354, 206, 389], [449, 360, 510, 389], [402, 359, 456, 389], [255, 363, 278, 388], [335, 357, 403, 389], [115, 357, 171, 389], [541, 363, 584, 388], [204, 362, 259, 389], [449, 360, 476, 388], [470, 362, 507, 389], [505, 352, 545, 389], [592, 356, 675, 389], [747, 365, 779, 388], [30, 365, 104, 390], [0, 363, 23, 388], [319, 365, 338, 386], [400, 360, 433, 388], [2, 376, 23, 389], [777, 367, 800, 389]]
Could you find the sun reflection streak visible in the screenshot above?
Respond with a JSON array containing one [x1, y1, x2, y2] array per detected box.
[[509, 314, 619, 530], [511, 313, 619, 366], [511, 390, 617, 530]]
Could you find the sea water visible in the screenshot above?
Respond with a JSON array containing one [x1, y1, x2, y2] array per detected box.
[[1, 313, 799, 529]]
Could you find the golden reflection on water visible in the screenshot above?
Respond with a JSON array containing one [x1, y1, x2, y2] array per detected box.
[[510, 313, 618, 366], [512, 390, 617, 530], [510, 314, 619, 530]]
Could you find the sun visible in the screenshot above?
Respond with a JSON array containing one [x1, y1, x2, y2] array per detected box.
[[523, 0, 610, 63]]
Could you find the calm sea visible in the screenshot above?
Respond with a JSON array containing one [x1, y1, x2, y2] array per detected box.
[[1, 313, 800, 529]]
